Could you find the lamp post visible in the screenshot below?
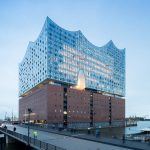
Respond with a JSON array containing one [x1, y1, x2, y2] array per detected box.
[[27, 108, 32, 147]]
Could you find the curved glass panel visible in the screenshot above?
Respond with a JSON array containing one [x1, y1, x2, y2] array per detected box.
[[19, 17, 125, 97]]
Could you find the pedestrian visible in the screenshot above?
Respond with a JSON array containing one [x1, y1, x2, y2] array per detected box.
[[33, 131, 38, 139], [95, 129, 100, 138], [4, 125, 7, 130], [4, 125, 7, 133], [13, 127, 16, 132], [122, 134, 125, 143]]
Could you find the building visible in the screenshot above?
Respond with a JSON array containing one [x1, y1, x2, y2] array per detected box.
[[19, 17, 125, 128]]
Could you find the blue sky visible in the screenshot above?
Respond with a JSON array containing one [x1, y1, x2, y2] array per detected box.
[[0, 0, 150, 119]]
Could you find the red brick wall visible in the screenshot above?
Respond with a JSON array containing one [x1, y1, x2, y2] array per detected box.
[[19, 84, 125, 126], [19, 85, 48, 121], [19, 84, 64, 123], [47, 85, 64, 123], [111, 97, 125, 121], [67, 88, 91, 123], [93, 93, 110, 122]]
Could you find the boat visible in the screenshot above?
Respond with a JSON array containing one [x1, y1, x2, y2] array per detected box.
[[141, 128, 150, 134]]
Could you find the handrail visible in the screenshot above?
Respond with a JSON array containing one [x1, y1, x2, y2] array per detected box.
[[0, 127, 66, 150]]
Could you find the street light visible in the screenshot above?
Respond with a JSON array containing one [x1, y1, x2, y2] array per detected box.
[[27, 108, 32, 147]]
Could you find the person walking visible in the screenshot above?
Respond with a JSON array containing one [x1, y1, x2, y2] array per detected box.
[[122, 134, 125, 143], [13, 127, 16, 132]]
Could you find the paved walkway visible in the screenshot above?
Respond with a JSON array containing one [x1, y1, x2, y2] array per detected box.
[[19, 124, 150, 150], [73, 134, 150, 150], [5, 125, 134, 150]]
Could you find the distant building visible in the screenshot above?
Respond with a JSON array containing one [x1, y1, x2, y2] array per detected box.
[[19, 17, 125, 128]]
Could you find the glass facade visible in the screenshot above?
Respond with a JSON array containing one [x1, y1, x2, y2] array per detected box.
[[19, 17, 125, 97]]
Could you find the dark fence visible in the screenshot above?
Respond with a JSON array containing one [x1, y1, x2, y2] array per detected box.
[[0, 127, 66, 150]]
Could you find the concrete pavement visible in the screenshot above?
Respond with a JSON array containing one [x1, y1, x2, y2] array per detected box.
[[6, 124, 132, 150]]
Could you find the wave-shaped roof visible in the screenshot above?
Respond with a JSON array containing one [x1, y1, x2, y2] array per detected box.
[[46, 16, 125, 51]]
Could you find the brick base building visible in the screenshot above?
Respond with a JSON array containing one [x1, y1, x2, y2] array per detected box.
[[19, 83, 125, 128]]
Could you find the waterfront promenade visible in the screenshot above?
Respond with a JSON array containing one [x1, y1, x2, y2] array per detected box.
[[1, 124, 149, 150], [0, 124, 133, 150], [26, 125, 150, 150]]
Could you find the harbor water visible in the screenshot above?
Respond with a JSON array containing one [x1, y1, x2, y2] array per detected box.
[[100, 121, 150, 138], [125, 121, 150, 134]]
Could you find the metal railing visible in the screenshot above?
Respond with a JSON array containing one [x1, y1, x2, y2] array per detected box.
[[0, 127, 66, 150]]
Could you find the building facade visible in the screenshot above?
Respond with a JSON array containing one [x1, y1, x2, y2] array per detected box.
[[19, 17, 125, 128]]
